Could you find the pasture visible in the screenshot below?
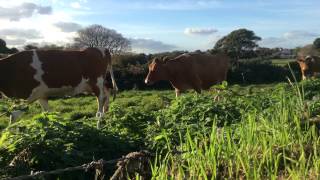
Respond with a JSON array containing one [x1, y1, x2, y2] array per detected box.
[[1, 79, 320, 179], [271, 58, 296, 67]]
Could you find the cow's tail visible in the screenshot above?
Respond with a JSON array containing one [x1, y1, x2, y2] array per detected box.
[[104, 48, 118, 100], [109, 64, 118, 100]]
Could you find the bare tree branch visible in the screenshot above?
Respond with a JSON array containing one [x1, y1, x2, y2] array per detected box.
[[73, 24, 131, 55]]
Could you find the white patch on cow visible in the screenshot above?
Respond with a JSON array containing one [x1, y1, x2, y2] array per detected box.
[[28, 50, 48, 102], [28, 50, 91, 103], [96, 76, 105, 110], [74, 78, 90, 94]]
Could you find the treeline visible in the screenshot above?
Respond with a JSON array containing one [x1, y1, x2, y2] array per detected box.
[[0, 39, 18, 57]]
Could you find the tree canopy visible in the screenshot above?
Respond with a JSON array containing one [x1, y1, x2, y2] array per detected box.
[[0, 38, 19, 54], [214, 28, 261, 60], [73, 24, 131, 55], [313, 38, 320, 49]]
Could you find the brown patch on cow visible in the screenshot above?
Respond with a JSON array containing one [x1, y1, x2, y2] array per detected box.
[[0, 51, 39, 99], [145, 52, 230, 96], [39, 48, 109, 88]]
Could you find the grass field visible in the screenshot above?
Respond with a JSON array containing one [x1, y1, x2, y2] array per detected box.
[[1, 80, 320, 179], [271, 58, 295, 66]]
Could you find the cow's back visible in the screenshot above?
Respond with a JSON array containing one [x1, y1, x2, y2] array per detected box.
[[173, 53, 229, 89]]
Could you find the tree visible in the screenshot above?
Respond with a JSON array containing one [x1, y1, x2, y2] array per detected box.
[[73, 24, 131, 55], [0, 39, 6, 48], [297, 44, 320, 57], [214, 28, 261, 61], [39, 44, 64, 50], [24, 44, 39, 50], [0, 38, 18, 54], [313, 38, 320, 49]]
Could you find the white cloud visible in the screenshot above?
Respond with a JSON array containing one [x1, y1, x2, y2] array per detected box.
[[184, 27, 218, 36], [0, 29, 43, 39], [0, 3, 52, 21], [104, 0, 222, 11], [54, 22, 82, 32], [260, 30, 319, 48], [3, 38, 27, 46], [130, 38, 177, 53], [283, 31, 319, 39], [0, 9, 78, 48], [70, 2, 81, 9]]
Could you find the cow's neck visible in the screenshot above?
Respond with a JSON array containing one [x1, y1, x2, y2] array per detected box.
[[164, 62, 178, 82]]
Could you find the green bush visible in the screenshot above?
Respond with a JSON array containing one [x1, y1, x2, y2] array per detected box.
[[0, 113, 137, 179]]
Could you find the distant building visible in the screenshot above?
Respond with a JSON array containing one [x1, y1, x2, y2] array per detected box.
[[272, 48, 295, 59]]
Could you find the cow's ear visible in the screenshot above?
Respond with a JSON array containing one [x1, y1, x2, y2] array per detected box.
[[154, 58, 161, 64], [162, 56, 170, 63]]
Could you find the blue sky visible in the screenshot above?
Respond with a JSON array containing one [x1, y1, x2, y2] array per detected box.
[[0, 0, 319, 53]]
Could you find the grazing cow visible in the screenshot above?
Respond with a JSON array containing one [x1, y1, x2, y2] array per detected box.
[[145, 52, 229, 97], [297, 55, 320, 80], [0, 47, 117, 128]]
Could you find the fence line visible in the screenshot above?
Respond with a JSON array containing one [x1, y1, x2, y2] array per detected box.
[[5, 158, 121, 180], [4, 149, 187, 179]]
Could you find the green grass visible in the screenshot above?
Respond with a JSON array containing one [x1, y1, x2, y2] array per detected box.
[[1, 80, 320, 179], [271, 58, 295, 66]]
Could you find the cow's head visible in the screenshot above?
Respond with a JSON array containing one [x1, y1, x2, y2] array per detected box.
[[145, 57, 168, 85], [297, 56, 314, 80]]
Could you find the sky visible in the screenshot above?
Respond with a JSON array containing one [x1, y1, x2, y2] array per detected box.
[[0, 0, 319, 53]]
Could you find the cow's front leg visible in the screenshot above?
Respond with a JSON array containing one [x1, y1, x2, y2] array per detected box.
[[92, 76, 107, 129], [9, 110, 24, 124], [38, 98, 50, 111], [175, 89, 181, 98], [103, 87, 110, 113]]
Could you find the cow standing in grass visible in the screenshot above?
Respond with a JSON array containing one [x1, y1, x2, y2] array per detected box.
[[145, 52, 230, 97], [297, 55, 320, 80], [0, 47, 117, 128]]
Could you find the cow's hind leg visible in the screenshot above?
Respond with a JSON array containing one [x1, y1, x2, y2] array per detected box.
[[103, 87, 110, 113]]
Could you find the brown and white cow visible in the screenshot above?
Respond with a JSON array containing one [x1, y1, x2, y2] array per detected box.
[[145, 52, 230, 97], [0, 47, 117, 128], [297, 55, 320, 80]]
